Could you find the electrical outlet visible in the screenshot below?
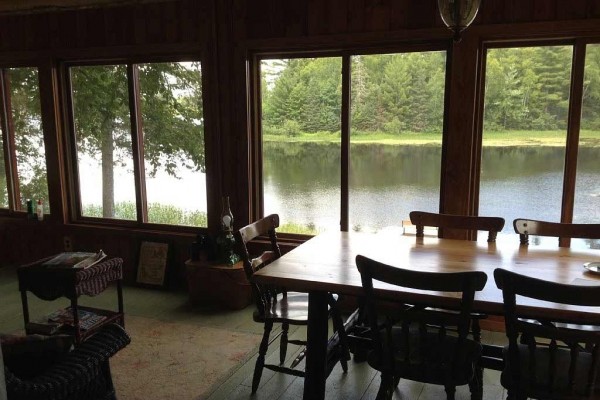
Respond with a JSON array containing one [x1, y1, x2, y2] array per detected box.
[[63, 236, 73, 252]]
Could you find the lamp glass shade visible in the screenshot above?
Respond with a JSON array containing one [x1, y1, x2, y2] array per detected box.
[[437, 0, 481, 32]]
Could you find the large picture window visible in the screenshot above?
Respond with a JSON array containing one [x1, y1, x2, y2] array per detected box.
[[0, 67, 50, 213], [67, 61, 206, 227], [259, 48, 447, 234], [479, 42, 600, 229]]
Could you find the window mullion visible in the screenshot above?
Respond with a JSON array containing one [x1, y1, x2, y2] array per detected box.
[[127, 64, 147, 223], [340, 54, 351, 232], [560, 41, 586, 245], [0, 69, 20, 211]]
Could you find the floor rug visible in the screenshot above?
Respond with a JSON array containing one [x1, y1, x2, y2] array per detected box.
[[111, 316, 261, 400]]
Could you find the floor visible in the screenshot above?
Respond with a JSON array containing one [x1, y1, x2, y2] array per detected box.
[[0, 265, 508, 400]]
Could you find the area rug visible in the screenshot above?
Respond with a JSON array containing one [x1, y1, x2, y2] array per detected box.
[[111, 316, 261, 400]]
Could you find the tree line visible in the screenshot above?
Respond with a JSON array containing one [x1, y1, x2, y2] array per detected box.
[[262, 45, 600, 137]]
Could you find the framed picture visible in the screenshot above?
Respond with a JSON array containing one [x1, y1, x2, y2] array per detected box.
[[136, 241, 170, 287]]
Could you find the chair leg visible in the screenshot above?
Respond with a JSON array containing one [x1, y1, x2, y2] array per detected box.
[[444, 385, 456, 400], [328, 293, 350, 372], [375, 373, 395, 400], [280, 322, 289, 365], [468, 368, 483, 400], [252, 321, 273, 393]]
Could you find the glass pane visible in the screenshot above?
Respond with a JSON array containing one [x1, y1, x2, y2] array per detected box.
[[480, 46, 573, 231], [8, 68, 49, 212], [138, 62, 207, 227], [261, 57, 342, 234], [349, 52, 446, 233], [0, 88, 7, 208], [574, 44, 600, 224], [71, 65, 136, 220]]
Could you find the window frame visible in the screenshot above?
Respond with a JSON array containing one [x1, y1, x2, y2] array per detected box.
[[473, 38, 600, 245], [0, 63, 45, 215], [249, 41, 451, 237], [61, 55, 211, 232]]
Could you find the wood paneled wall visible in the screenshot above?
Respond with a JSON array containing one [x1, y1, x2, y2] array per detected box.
[[1, 0, 600, 284]]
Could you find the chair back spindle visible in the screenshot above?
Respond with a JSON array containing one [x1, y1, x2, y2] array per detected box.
[[494, 268, 600, 399]]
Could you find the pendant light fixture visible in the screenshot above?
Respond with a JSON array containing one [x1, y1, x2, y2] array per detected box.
[[437, 0, 481, 42]]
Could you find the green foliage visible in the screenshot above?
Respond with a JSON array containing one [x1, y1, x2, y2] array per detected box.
[[261, 46, 600, 136], [82, 202, 207, 227], [278, 221, 320, 235]]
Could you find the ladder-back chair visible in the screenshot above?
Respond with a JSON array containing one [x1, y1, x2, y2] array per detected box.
[[235, 214, 350, 393], [494, 268, 600, 399]]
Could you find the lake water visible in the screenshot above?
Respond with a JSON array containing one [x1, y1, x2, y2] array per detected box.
[[263, 143, 600, 233], [85, 142, 599, 232]]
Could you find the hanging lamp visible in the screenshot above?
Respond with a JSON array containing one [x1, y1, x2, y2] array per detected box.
[[437, 0, 481, 42]]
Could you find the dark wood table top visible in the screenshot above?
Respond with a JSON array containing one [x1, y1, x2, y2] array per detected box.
[[253, 229, 600, 324]]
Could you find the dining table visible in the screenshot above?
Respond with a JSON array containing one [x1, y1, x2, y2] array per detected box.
[[251, 228, 600, 400]]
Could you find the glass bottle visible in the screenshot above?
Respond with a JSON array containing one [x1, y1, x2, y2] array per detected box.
[[221, 196, 234, 233]]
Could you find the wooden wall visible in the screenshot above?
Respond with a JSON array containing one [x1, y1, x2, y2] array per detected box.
[[1, 0, 600, 286]]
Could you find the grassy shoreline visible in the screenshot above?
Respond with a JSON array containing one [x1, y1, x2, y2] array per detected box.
[[264, 130, 600, 147]]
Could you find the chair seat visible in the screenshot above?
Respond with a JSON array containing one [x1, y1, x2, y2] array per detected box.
[[501, 344, 599, 398], [249, 292, 309, 324], [368, 325, 482, 385], [254, 292, 340, 323]]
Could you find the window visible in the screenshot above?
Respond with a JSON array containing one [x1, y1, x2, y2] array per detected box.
[[67, 61, 206, 227], [259, 48, 448, 234], [574, 43, 600, 223], [349, 52, 445, 233], [479, 42, 600, 229], [0, 67, 49, 213]]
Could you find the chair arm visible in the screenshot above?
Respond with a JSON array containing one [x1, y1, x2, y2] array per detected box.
[[5, 324, 130, 400]]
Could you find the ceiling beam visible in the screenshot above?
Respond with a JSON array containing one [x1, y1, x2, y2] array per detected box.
[[0, 0, 177, 15]]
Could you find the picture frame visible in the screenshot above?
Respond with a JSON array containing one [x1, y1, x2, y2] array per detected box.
[[136, 241, 170, 287]]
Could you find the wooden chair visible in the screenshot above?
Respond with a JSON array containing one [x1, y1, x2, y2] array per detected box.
[[235, 214, 350, 393], [356, 254, 487, 400], [410, 211, 505, 242], [494, 268, 600, 400], [408, 210, 504, 370], [513, 218, 600, 247]]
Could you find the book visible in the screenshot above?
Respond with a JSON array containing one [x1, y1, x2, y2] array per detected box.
[[42, 250, 107, 269]]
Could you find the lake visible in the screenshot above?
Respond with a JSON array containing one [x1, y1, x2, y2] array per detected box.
[[263, 142, 600, 233]]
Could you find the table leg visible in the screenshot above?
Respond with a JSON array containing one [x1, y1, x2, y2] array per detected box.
[[304, 291, 328, 400]]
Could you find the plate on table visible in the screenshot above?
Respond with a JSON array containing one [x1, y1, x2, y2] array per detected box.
[[583, 262, 600, 274]]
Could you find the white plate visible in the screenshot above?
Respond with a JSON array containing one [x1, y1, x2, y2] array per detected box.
[[583, 262, 600, 274]]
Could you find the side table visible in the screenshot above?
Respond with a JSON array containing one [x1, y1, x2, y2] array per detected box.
[[185, 260, 252, 310], [17, 257, 125, 343]]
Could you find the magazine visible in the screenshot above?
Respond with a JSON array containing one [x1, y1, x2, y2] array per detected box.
[[46, 308, 107, 331], [42, 250, 107, 269]]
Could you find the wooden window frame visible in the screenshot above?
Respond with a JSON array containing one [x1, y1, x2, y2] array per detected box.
[[249, 42, 450, 237], [0, 65, 45, 215], [61, 56, 209, 232]]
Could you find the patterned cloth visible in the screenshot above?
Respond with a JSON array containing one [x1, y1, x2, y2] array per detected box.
[[17, 258, 123, 300]]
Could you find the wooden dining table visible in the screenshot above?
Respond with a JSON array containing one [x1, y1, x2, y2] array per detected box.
[[252, 228, 600, 400]]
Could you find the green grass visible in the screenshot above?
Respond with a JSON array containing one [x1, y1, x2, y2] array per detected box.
[[264, 129, 600, 147], [82, 202, 207, 227]]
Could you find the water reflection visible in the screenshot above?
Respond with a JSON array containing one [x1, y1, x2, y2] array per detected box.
[[263, 143, 600, 232]]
